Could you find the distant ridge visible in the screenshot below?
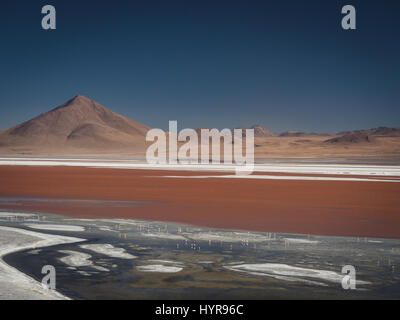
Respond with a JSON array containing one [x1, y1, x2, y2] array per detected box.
[[194, 125, 276, 138], [279, 131, 306, 137], [325, 127, 400, 144], [233, 125, 276, 137], [337, 127, 400, 137], [279, 131, 330, 137], [325, 133, 374, 144], [250, 125, 276, 137]]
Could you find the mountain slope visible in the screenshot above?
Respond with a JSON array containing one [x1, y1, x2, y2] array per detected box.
[[250, 125, 276, 137], [337, 127, 400, 137], [324, 133, 374, 144], [326, 127, 400, 145], [0, 95, 150, 153], [233, 125, 276, 137]]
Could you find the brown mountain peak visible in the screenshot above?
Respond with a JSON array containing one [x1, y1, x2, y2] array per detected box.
[[0, 95, 150, 151], [52, 94, 103, 112], [68, 94, 92, 104]]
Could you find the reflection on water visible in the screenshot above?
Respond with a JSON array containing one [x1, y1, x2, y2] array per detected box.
[[1, 210, 400, 299]]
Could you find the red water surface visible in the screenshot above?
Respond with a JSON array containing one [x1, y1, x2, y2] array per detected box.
[[0, 166, 399, 239]]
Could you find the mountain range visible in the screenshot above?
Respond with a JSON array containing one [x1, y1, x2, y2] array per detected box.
[[0, 95, 399, 158]]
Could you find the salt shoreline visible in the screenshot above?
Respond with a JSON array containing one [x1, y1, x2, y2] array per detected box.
[[0, 226, 85, 300], [0, 158, 399, 176]]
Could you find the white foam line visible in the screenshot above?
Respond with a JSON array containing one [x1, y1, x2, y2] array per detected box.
[[148, 259, 184, 265], [283, 238, 319, 244], [163, 175, 400, 182], [136, 264, 183, 273], [25, 224, 85, 232], [187, 231, 270, 243], [0, 158, 399, 176], [142, 233, 187, 240], [0, 226, 85, 300], [0, 212, 38, 218]]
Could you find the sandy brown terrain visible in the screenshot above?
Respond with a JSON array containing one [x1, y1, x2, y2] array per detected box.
[[2, 135, 400, 160], [0, 95, 399, 160], [252, 135, 400, 159], [0, 166, 399, 239]]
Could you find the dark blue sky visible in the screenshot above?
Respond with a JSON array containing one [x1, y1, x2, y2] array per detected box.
[[0, 0, 399, 133]]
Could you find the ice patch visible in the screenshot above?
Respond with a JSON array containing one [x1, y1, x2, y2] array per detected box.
[[137, 264, 183, 273], [28, 249, 42, 255], [148, 259, 183, 265], [141, 233, 186, 240], [283, 238, 319, 244], [59, 250, 111, 273], [59, 250, 93, 267], [25, 224, 85, 232], [225, 263, 370, 286], [98, 227, 118, 232], [80, 243, 136, 259], [92, 265, 110, 272], [188, 231, 268, 243]]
